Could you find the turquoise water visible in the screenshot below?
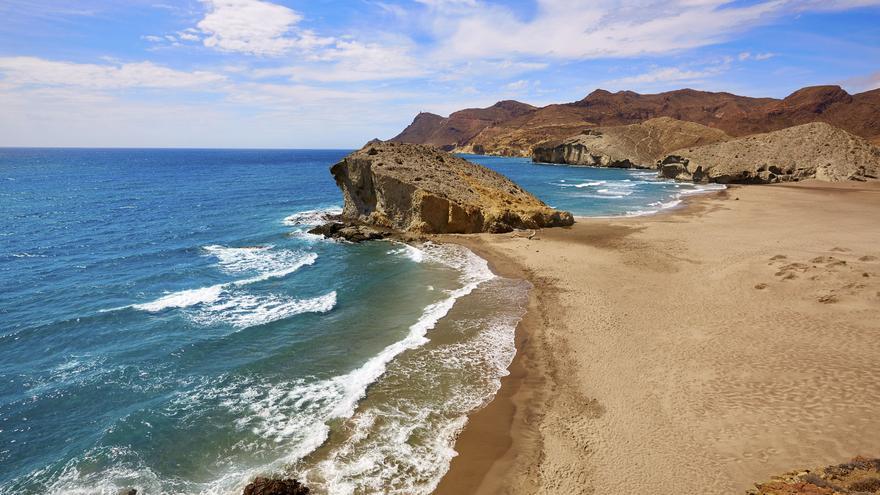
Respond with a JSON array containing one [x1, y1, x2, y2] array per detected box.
[[464, 154, 724, 216], [0, 149, 720, 494]]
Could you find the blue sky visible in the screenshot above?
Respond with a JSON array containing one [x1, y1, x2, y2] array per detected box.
[[1, 0, 878, 148]]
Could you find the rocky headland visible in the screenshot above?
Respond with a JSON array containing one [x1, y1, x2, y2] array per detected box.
[[658, 122, 880, 183], [309, 142, 573, 240], [531, 117, 730, 168]]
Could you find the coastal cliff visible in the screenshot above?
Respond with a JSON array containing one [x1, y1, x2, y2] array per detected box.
[[532, 117, 729, 168], [659, 122, 880, 183], [318, 142, 573, 237]]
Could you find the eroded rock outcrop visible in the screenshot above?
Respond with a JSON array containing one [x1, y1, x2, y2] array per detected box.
[[317, 142, 572, 237], [748, 456, 880, 495], [659, 122, 880, 184], [532, 117, 730, 168]]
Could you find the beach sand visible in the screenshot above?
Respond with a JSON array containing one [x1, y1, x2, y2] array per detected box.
[[435, 180, 880, 494]]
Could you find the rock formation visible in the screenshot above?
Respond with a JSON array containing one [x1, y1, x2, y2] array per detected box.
[[315, 142, 573, 238], [532, 117, 730, 168], [748, 456, 880, 495], [242, 477, 310, 495], [391, 86, 880, 156], [658, 122, 880, 184]]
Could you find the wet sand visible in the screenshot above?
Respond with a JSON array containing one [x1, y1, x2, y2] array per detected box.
[[435, 181, 880, 494]]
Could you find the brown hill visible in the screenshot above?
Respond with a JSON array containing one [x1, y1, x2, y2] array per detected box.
[[391, 86, 880, 156], [658, 122, 880, 184], [389, 100, 536, 150], [531, 117, 730, 168]]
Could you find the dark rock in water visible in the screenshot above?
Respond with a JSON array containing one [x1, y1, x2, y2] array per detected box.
[[117, 489, 137, 495], [307, 222, 391, 242], [242, 477, 310, 495]]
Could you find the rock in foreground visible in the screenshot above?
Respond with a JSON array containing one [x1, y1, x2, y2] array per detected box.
[[532, 117, 730, 168], [660, 122, 880, 184], [748, 456, 880, 494], [325, 142, 573, 235], [242, 477, 309, 495]]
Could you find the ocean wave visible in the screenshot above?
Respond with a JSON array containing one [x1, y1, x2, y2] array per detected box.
[[189, 291, 337, 329], [132, 284, 225, 312], [297, 277, 530, 494], [283, 207, 343, 227], [386, 243, 425, 263], [108, 248, 317, 313]]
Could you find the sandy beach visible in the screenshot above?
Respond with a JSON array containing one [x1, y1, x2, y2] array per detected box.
[[435, 181, 880, 494]]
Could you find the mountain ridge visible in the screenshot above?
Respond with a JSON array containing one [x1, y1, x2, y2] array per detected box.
[[389, 85, 880, 156]]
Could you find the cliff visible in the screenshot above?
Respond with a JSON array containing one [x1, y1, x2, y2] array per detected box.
[[391, 86, 880, 156], [658, 122, 880, 184], [320, 142, 573, 236], [532, 117, 730, 168]]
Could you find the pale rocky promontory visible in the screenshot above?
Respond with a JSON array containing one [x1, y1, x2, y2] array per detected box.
[[316, 142, 573, 238], [659, 122, 880, 184], [531, 117, 730, 168]]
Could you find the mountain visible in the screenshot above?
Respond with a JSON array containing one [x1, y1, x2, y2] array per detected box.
[[390, 86, 880, 156], [389, 100, 536, 150]]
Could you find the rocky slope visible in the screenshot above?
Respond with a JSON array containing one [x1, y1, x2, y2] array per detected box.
[[317, 142, 573, 237], [658, 122, 880, 183], [748, 457, 880, 495], [391, 86, 880, 156], [389, 100, 536, 151], [532, 117, 730, 168]]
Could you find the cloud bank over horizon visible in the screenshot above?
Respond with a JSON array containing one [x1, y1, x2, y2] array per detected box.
[[0, 0, 878, 147]]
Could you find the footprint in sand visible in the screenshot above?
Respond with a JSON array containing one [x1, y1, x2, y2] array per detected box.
[[859, 255, 877, 262]]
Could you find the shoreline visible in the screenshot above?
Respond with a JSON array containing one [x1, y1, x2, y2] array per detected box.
[[434, 181, 880, 494]]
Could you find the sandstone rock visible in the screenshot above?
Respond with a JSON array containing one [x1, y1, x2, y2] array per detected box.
[[532, 117, 730, 168], [242, 477, 309, 495], [658, 122, 880, 184], [328, 142, 573, 234]]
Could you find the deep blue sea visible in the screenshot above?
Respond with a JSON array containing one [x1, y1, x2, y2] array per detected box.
[[0, 148, 721, 494]]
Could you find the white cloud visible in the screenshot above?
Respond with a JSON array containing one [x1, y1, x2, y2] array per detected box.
[[606, 66, 715, 86], [739, 51, 776, 61], [197, 0, 304, 56], [0, 57, 226, 89], [421, 0, 789, 60]]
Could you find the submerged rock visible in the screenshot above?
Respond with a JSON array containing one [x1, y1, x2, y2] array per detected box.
[[658, 122, 880, 184], [325, 142, 573, 235], [532, 117, 730, 168], [242, 477, 310, 495]]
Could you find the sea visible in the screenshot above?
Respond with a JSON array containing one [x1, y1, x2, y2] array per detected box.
[[0, 148, 723, 494]]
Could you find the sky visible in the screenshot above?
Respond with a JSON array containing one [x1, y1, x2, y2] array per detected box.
[[0, 0, 878, 148]]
